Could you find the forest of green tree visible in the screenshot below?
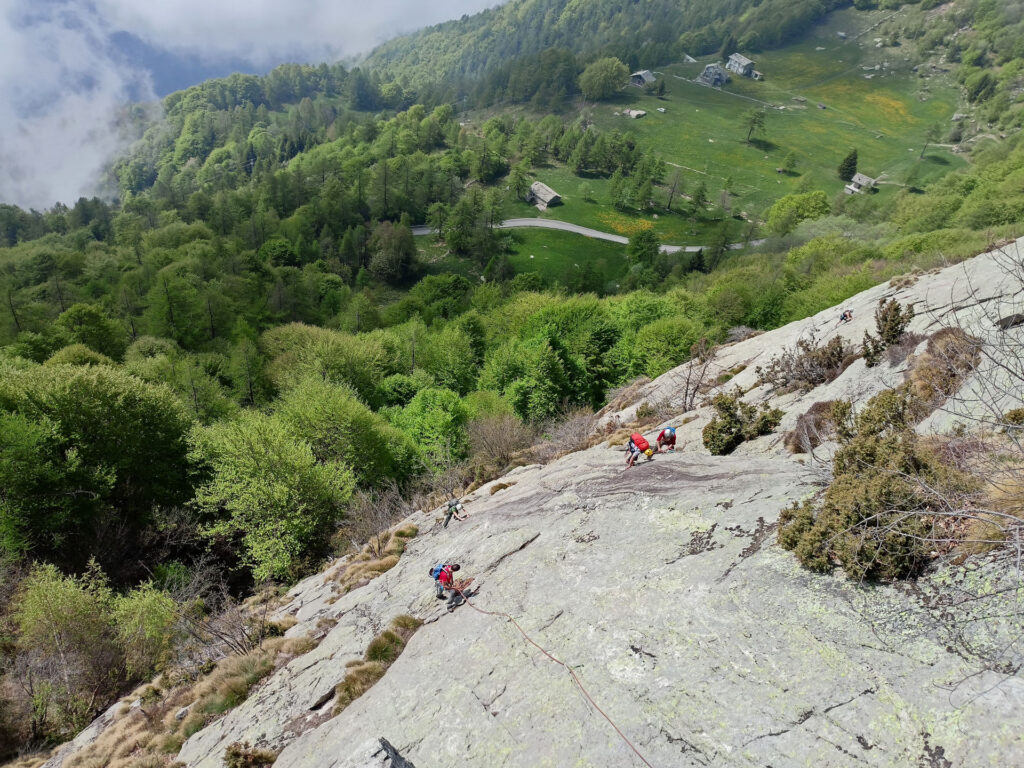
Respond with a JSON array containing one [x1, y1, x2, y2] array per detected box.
[[4, 0, 1024, 758]]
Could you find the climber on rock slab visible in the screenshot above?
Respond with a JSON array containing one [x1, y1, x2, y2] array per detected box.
[[625, 432, 654, 468], [430, 562, 467, 610], [443, 497, 466, 528], [656, 426, 677, 453]]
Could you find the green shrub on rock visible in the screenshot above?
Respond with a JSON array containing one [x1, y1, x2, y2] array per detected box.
[[702, 389, 783, 455], [779, 387, 976, 581], [862, 298, 915, 367]]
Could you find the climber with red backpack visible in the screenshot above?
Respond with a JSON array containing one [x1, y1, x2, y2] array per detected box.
[[625, 432, 654, 468], [429, 562, 465, 610]]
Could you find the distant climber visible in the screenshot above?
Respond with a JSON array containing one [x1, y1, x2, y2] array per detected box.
[[656, 427, 676, 452], [625, 432, 654, 468], [839, 309, 853, 324], [443, 498, 466, 528], [430, 562, 464, 610]]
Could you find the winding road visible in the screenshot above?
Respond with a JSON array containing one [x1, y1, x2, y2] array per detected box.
[[411, 218, 763, 254]]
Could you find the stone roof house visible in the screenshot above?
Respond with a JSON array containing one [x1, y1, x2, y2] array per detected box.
[[697, 63, 729, 87], [844, 172, 876, 194], [527, 181, 561, 210], [726, 53, 763, 80], [630, 70, 656, 87]]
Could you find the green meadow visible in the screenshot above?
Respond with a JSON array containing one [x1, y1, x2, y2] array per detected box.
[[514, 8, 964, 245]]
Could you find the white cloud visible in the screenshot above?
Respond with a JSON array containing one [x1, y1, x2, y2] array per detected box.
[[95, 0, 499, 66], [0, 1, 154, 209], [0, 0, 499, 209]]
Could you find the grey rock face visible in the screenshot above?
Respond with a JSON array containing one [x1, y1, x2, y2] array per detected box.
[[600, 239, 1024, 465], [259, 449, 1021, 768], [49, 241, 1024, 768]]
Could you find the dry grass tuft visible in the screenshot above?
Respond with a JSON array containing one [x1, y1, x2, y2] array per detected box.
[[526, 407, 598, 464], [332, 615, 422, 716], [62, 634, 315, 768], [1, 755, 50, 768], [599, 377, 652, 415], [270, 615, 297, 633], [906, 327, 982, 408], [223, 741, 278, 768], [635, 399, 674, 423], [1002, 407, 1024, 427], [784, 401, 839, 454], [333, 525, 418, 593], [726, 326, 761, 343], [332, 661, 386, 713], [603, 427, 635, 448], [489, 482, 514, 495], [889, 271, 921, 289], [884, 331, 927, 366]]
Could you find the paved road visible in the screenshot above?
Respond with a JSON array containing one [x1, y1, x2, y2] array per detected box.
[[411, 218, 763, 253]]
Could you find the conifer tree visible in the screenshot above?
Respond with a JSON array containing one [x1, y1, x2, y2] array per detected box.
[[838, 149, 858, 181]]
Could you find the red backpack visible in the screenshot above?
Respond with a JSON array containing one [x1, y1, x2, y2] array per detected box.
[[631, 433, 650, 451]]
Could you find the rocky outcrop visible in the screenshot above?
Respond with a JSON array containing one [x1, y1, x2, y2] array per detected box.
[[47, 241, 1024, 768], [601, 240, 1024, 463], [192, 446, 1021, 768]]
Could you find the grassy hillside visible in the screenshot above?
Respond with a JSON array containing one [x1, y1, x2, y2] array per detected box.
[[499, 8, 963, 246]]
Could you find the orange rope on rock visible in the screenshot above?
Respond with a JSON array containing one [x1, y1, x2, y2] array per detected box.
[[452, 585, 657, 768]]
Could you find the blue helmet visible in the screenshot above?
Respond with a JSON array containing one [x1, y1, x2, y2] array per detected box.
[[667, 427, 676, 435]]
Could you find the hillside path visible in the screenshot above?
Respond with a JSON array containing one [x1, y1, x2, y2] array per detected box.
[[412, 218, 764, 253]]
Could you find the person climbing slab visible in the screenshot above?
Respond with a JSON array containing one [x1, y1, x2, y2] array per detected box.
[[443, 498, 466, 528], [430, 562, 464, 610], [625, 432, 654, 468], [656, 427, 676, 452]]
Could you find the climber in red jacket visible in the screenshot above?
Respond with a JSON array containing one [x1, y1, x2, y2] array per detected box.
[[625, 432, 653, 468]]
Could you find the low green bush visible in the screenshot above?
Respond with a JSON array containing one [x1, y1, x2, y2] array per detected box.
[[779, 387, 976, 581], [863, 298, 915, 367], [702, 389, 783, 455]]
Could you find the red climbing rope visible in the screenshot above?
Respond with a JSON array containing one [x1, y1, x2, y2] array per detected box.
[[452, 585, 656, 768]]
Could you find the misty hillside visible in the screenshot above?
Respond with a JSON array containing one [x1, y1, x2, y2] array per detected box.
[[3, 0, 1024, 765]]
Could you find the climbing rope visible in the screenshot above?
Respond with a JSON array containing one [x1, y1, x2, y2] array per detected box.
[[452, 585, 657, 768]]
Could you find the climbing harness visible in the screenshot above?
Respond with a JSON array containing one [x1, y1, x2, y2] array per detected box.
[[452, 585, 657, 768]]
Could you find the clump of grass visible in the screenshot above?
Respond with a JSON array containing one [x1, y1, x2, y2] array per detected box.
[[784, 400, 839, 454], [333, 661, 387, 713], [604, 427, 635, 447], [905, 327, 981, 407], [334, 525, 419, 593], [599, 377, 652, 414], [64, 636, 316, 768], [884, 331, 927, 366], [489, 482, 514, 495], [224, 741, 278, 768], [332, 615, 423, 716]]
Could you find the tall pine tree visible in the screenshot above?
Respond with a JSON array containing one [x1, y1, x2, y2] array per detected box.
[[838, 149, 858, 181]]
